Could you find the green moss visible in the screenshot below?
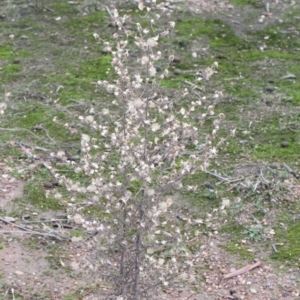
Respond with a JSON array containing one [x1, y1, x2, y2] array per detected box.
[[63, 11, 107, 36], [221, 242, 255, 259], [0, 45, 14, 59], [160, 78, 182, 88], [70, 230, 86, 237], [176, 18, 215, 37], [229, 0, 258, 5], [240, 49, 297, 61], [271, 223, 300, 262], [22, 183, 62, 210]]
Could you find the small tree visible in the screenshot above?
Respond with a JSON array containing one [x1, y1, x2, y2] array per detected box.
[[50, 2, 225, 299]]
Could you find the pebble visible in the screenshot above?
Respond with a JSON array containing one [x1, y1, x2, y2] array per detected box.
[[4, 216, 15, 223], [250, 288, 257, 294], [15, 270, 24, 276], [173, 69, 182, 75], [101, 47, 111, 54], [281, 141, 289, 148]]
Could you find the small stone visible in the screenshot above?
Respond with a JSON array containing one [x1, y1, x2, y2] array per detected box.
[[173, 69, 182, 75], [43, 182, 54, 189], [204, 181, 214, 190], [69, 261, 80, 271], [13, 59, 21, 64], [15, 270, 24, 276], [4, 216, 15, 223], [281, 141, 289, 148], [282, 73, 297, 80], [250, 288, 257, 294], [265, 85, 274, 93], [171, 56, 181, 63], [101, 47, 111, 54], [154, 65, 161, 72]]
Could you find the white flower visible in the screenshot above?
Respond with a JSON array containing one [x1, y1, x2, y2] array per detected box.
[[180, 108, 186, 115], [138, 0, 144, 10], [140, 56, 149, 65], [210, 147, 217, 155], [169, 21, 175, 28], [147, 36, 159, 47], [151, 123, 160, 132]]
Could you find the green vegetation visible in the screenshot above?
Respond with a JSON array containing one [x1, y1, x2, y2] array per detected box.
[[272, 223, 300, 262], [22, 183, 62, 210]]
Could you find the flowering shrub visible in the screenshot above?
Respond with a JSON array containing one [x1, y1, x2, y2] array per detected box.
[[50, 1, 226, 298]]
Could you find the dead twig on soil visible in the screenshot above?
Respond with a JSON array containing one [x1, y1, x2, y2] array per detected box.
[[0, 217, 67, 241], [205, 170, 244, 184], [224, 260, 262, 279], [282, 163, 299, 179], [182, 80, 203, 91]]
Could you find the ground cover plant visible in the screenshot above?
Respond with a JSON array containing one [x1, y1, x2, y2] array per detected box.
[[1, 0, 300, 299]]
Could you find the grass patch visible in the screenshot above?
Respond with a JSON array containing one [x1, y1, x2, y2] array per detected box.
[[22, 183, 62, 211], [271, 223, 300, 262]]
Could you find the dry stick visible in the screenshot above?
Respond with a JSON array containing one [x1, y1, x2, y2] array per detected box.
[[0, 231, 63, 240], [0, 218, 65, 241], [282, 163, 299, 179], [21, 218, 68, 224], [0, 127, 40, 139], [223, 260, 262, 279], [182, 80, 203, 91], [205, 170, 244, 184]]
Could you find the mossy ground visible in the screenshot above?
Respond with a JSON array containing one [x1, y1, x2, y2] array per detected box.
[[1, 0, 300, 298]]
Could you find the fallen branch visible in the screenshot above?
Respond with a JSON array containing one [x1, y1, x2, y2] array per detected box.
[[0, 230, 64, 241], [282, 163, 299, 179], [0, 217, 67, 241], [182, 80, 203, 91], [224, 260, 262, 279], [205, 170, 244, 184]]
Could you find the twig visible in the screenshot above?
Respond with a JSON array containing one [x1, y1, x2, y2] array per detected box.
[[224, 260, 262, 279], [22, 218, 68, 224], [11, 288, 15, 300], [3, 288, 9, 299], [0, 127, 40, 139], [0, 230, 64, 241], [0, 217, 65, 241], [282, 163, 299, 179], [104, 5, 115, 19], [42, 5, 54, 13], [205, 170, 244, 184], [204, 170, 230, 182], [271, 244, 278, 253], [182, 80, 203, 91], [18, 141, 50, 152]]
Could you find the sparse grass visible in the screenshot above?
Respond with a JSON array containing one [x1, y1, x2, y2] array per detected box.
[[271, 223, 300, 262], [22, 183, 62, 210]]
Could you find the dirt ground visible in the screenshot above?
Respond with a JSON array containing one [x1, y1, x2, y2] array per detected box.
[[1, 0, 300, 299]]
